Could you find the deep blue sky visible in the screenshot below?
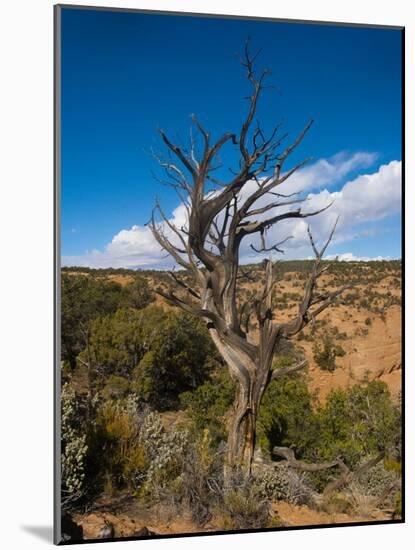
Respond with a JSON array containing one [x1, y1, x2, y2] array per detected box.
[[60, 7, 402, 260]]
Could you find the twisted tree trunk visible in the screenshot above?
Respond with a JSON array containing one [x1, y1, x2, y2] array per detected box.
[[225, 360, 271, 477], [148, 43, 349, 477], [206, 330, 261, 477]]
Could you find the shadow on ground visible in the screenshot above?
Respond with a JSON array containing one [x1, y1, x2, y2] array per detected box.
[[21, 525, 53, 543]]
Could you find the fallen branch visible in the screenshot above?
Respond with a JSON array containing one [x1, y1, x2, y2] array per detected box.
[[272, 446, 341, 472], [323, 452, 386, 496], [272, 447, 389, 498]]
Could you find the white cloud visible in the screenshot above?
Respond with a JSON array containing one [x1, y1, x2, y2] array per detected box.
[[62, 154, 401, 269], [277, 151, 378, 194], [325, 252, 392, 262], [62, 202, 188, 269]]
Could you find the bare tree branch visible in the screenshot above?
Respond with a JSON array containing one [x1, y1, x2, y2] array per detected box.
[[271, 359, 308, 380], [281, 217, 350, 337], [250, 234, 293, 254], [159, 129, 197, 178]]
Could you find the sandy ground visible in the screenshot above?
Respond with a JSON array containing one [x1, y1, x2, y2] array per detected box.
[[74, 500, 391, 540]]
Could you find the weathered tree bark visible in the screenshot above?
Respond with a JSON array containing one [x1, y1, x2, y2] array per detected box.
[[224, 353, 272, 476], [148, 42, 349, 478]]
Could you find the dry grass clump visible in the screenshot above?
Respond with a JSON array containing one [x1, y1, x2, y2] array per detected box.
[[345, 483, 379, 518], [216, 470, 271, 531]]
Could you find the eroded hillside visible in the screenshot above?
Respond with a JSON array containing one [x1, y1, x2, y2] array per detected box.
[[64, 260, 402, 403]]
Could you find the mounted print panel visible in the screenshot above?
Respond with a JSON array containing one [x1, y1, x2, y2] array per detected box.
[[54, 5, 404, 544]]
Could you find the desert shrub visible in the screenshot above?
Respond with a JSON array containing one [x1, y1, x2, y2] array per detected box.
[[180, 368, 235, 443], [94, 396, 148, 492], [90, 404, 194, 499], [357, 459, 400, 500], [219, 474, 270, 530], [301, 381, 401, 491], [330, 325, 348, 340], [61, 384, 88, 505], [138, 411, 190, 497], [132, 309, 218, 410], [85, 306, 217, 409], [313, 336, 345, 372], [253, 466, 290, 501], [345, 483, 378, 517], [360, 298, 369, 309], [296, 329, 314, 342], [169, 429, 225, 525], [257, 366, 315, 457], [321, 492, 353, 515], [101, 375, 130, 400], [384, 457, 402, 475], [61, 273, 125, 369], [253, 464, 314, 506], [121, 275, 154, 309]]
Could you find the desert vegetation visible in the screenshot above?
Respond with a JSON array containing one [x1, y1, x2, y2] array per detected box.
[[60, 259, 402, 541]]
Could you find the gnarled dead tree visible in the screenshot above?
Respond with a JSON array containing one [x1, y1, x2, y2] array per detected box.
[[148, 44, 349, 478]]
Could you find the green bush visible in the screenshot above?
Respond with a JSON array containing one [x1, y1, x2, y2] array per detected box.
[[133, 309, 218, 410], [180, 368, 235, 442], [101, 375, 131, 400], [257, 365, 315, 457], [313, 336, 346, 372], [121, 276, 154, 309], [315, 381, 401, 465], [256, 376, 401, 494], [61, 274, 125, 369], [82, 307, 154, 379], [300, 381, 401, 491], [83, 306, 217, 409]]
